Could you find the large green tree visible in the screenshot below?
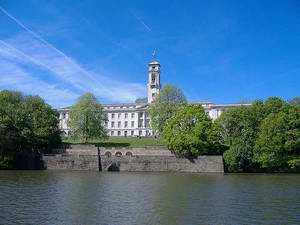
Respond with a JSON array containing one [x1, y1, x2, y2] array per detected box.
[[68, 93, 106, 143], [0, 90, 61, 168], [218, 97, 300, 172], [217, 102, 265, 172], [149, 85, 187, 134], [254, 105, 300, 171], [162, 105, 224, 158]]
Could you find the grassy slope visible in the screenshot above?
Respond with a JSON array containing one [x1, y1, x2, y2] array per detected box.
[[63, 137, 165, 148]]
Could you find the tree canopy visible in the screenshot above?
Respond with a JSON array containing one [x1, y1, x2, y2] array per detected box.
[[162, 105, 225, 157], [0, 90, 61, 168], [254, 105, 300, 170], [149, 84, 187, 134], [218, 97, 300, 172], [68, 93, 107, 143]]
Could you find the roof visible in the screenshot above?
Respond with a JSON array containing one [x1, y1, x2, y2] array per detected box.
[[149, 60, 160, 65]]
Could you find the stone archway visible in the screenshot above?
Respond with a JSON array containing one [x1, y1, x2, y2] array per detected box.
[[107, 162, 120, 171], [115, 151, 122, 157], [104, 151, 112, 157]]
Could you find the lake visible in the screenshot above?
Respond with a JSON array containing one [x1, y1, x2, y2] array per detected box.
[[0, 171, 299, 225]]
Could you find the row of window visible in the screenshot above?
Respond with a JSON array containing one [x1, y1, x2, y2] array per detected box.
[[110, 121, 135, 128], [104, 105, 135, 110], [110, 130, 150, 136], [107, 112, 135, 119]]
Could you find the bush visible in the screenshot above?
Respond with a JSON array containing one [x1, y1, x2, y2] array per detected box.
[[162, 105, 225, 158]]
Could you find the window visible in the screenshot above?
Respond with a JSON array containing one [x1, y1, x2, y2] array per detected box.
[[111, 131, 114, 136], [118, 121, 121, 128], [125, 113, 128, 119], [131, 113, 135, 118], [125, 121, 128, 128], [118, 113, 121, 119], [118, 131, 121, 136], [124, 131, 127, 136], [151, 73, 155, 82], [131, 131, 134, 136], [111, 113, 115, 119], [139, 130, 142, 136], [111, 122, 115, 128], [131, 121, 134, 127]]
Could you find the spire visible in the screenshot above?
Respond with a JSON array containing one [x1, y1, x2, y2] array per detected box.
[[149, 50, 159, 65], [152, 49, 156, 59]]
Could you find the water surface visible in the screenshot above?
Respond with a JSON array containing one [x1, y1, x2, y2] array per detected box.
[[0, 171, 299, 225]]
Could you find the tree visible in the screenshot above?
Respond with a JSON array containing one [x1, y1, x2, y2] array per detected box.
[[23, 95, 61, 152], [218, 97, 299, 172], [289, 97, 300, 106], [135, 97, 147, 104], [162, 105, 224, 158], [254, 105, 300, 171], [150, 85, 187, 134], [217, 102, 265, 172], [68, 93, 106, 143], [263, 97, 286, 115], [0, 90, 61, 168]]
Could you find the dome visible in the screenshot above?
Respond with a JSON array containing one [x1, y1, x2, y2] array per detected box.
[[149, 60, 160, 65]]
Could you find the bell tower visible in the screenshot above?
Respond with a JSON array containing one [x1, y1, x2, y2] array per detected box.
[[147, 52, 161, 103]]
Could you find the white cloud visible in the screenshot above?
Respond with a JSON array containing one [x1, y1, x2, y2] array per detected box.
[[0, 59, 78, 107], [0, 6, 146, 106]]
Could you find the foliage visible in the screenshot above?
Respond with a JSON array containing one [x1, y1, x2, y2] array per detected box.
[[68, 93, 107, 143], [162, 105, 225, 157], [218, 101, 265, 171], [254, 105, 300, 170], [135, 97, 148, 104], [218, 97, 300, 172], [150, 84, 187, 134], [287, 156, 300, 171], [0, 90, 61, 162]]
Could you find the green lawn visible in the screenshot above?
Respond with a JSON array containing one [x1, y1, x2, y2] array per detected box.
[[63, 136, 165, 148]]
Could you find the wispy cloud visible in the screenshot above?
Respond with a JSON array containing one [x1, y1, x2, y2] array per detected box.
[[0, 59, 78, 107], [132, 13, 152, 32], [0, 7, 146, 106]]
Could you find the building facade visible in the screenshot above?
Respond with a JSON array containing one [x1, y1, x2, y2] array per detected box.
[[58, 59, 248, 137]]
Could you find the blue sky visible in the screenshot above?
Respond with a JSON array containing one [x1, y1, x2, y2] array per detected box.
[[0, 0, 299, 107]]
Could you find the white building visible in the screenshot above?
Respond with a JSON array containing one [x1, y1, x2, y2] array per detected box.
[[58, 59, 249, 137]]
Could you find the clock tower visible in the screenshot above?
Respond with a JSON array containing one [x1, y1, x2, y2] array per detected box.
[[147, 53, 161, 103]]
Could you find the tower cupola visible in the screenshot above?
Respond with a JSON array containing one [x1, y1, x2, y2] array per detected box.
[[147, 53, 161, 103]]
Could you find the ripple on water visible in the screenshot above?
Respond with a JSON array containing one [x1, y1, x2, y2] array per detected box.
[[0, 171, 299, 225]]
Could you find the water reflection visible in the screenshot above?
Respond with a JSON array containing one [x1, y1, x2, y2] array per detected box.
[[0, 171, 299, 225]]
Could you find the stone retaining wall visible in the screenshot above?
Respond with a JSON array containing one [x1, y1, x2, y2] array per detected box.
[[43, 154, 99, 171], [43, 148, 224, 173]]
